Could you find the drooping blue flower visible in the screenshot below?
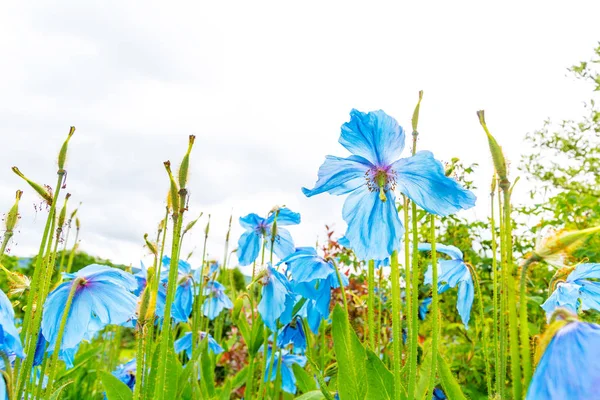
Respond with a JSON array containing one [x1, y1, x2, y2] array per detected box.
[[541, 263, 600, 321], [303, 109, 476, 261], [174, 331, 223, 358], [112, 358, 137, 391], [237, 208, 301, 266], [161, 256, 195, 323], [258, 265, 296, 330], [527, 321, 600, 399], [263, 348, 307, 394], [0, 289, 25, 358], [202, 281, 233, 320], [419, 243, 473, 328], [302, 110, 475, 260], [419, 297, 433, 320], [432, 387, 447, 400], [41, 264, 138, 359], [279, 247, 336, 283], [277, 316, 307, 353]]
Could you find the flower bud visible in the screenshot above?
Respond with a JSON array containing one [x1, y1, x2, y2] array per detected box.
[[0, 263, 31, 297], [5, 190, 23, 233], [477, 110, 508, 185], [178, 135, 196, 189], [58, 126, 76, 170], [411, 90, 424, 133], [12, 167, 53, 205], [75, 217, 81, 231], [164, 161, 180, 215], [182, 212, 203, 237], [204, 214, 211, 237], [57, 193, 71, 230], [535, 226, 600, 262], [143, 233, 158, 256], [232, 296, 245, 320]]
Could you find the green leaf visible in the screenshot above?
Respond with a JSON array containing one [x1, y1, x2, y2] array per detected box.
[[295, 391, 327, 400], [331, 304, 368, 400], [249, 317, 265, 356], [231, 365, 248, 389], [100, 371, 133, 400], [48, 380, 74, 400], [415, 349, 432, 400], [200, 342, 216, 397], [218, 379, 232, 400], [365, 349, 396, 400], [437, 354, 468, 400], [293, 363, 317, 393], [164, 346, 182, 399]]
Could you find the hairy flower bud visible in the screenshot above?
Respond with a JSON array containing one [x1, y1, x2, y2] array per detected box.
[[58, 126, 76, 170], [12, 167, 53, 205], [57, 193, 71, 230], [178, 135, 196, 189], [143, 233, 158, 256], [5, 190, 23, 233], [477, 110, 508, 185], [232, 296, 245, 320], [411, 90, 424, 133], [534, 226, 600, 263], [164, 161, 180, 216]]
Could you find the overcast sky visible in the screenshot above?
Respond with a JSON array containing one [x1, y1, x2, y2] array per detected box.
[[1, 1, 599, 267]]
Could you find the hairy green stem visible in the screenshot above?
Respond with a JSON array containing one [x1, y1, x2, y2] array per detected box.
[[367, 260, 376, 350], [519, 256, 537, 391], [390, 250, 402, 399], [491, 185, 501, 396], [407, 201, 420, 398], [427, 216, 439, 396], [403, 196, 411, 368]]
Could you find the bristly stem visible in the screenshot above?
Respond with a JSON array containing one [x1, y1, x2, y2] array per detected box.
[[390, 250, 403, 399], [403, 196, 411, 367], [367, 260, 376, 350], [519, 256, 536, 390], [490, 178, 501, 396], [44, 277, 82, 399], [498, 186, 507, 400], [427, 216, 439, 397], [407, 201, 420, 398]]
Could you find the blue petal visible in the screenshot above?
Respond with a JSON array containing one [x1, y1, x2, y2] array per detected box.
[[527, 322, 600, 399], [237, 230, 261, 266], [339, 109, 406, 166], [393, 151, 476, 216], [419, 297, 432, 320], [0, 289, 24, 358], [258, 267, 296, 330], [302, 155, 371, 197], [267, 227, 296, 261], [277, 318, 307, 353], [541, 282, 580, 321], [280, 248, 335, 283], [266, 207, 301, 226], [240, 213, 265, 230], [456, 279, 474, 328], [424, 260, 468, 290], [172, 280, 194, 323], [578, 281, 600, 312], [174, 332, 193, 358], [341, 186, 404, 261], [568, 263, 600, 282], [418, 243, 463, 261]]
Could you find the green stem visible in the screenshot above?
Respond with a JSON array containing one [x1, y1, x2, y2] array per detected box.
[[491, 187, 501, 396], [376, 266, 384, 351], [427, 216, 438, 396], [407, 201, 420, 398], [403, 196, 411, 368], [45, 277, 82, 399], [390, 250, 403, 399], [498, 187, 507, 400], [332, 260, 348, 315], [519, 257, 536, 391], [367, 260, 376, 350]]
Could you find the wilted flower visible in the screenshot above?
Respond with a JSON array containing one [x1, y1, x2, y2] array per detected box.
[[257, 265, 295, 330], [527, 320, 600, 399], [533, 226, 600, 266], [174, 331, 223, 357], [237, 208, 301, 266], [420, 243, 473, 328], [202, 281, 233, 320], [263, 348, 307, 394], [541, 263, 600, 321], [41, 265, 137, 360], [303, 109, 475, 260]]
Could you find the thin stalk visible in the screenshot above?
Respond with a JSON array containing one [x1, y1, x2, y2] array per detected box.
[[367, 260, 376, 350], [390, 250, 403, 399], [376, 265, 384, 351], [519, 257, 536, 390], [427, 216, 439, 396], [35, 351, 50, 400], [407, 201, 420, 398], [44, 277, 82, 398], [491, 183, 501, 396], [264, 330, 279, 399], [65, 228, 79, 274], [403, 196, 411, 367], [466, 263, 493, 395], [498, 188, 507, 400], [134, 325, 147, 400], [332, 260, 349, 315]]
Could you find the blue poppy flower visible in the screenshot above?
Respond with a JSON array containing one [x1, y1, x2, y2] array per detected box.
[[527, 321, 600, 399], [258, 265, 296, 330], [433, 387, 447, 399], [419, 297, 432, 320], [303, 109, 476, 261], [279, 247, 336, 283], [161, 256, 196, 323], [41, 264, 138, 358], [174, 331, 223, 358], [112, 358, 137, 391], [263, 348, 307, 394], [0, 289, 25, 358], [419, 243, 473, 328], [202, 281, 233, 320], [541, 263, 600, 321], [277, 316, 307, 353], [237, 208, 301, 266]]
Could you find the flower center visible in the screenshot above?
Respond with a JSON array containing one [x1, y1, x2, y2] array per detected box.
[[365, 166, 396, 202]]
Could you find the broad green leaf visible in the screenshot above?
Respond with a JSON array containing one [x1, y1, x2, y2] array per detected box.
[[437, 354, 468, 400], [200, 342, 216, 397], [415, 350, 432, 400], [49, 380, 74, 400], [144, 341, 160, 399], [295, 391, 327, 400], [218, 379, 232, 400], [331, 305, 368, 400], [164, 346, 182, 399], [100, 371, 133, 400], [231, 365, 248, 389], [365, 349, 395, 400], [293, 363, 317, 393], [249, 316, 265, 356]]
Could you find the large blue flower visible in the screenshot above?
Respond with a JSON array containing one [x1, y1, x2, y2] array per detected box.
[[541, 263, 600, 321], [258, 265, 296, 330], [112, 358, 137, 391], [237, 208, 301, 266], [303, 109, 476, 260], [277, 316, 307, 353], [263, 349, 307, 394], [41, 265, 138, 357], [280, 247, 336, 283], [202, 281, 233, 320], [527, 321, 600, 399], [420, 243, 473, 328], [0, 289, 24, 358], [174, 331, 223, 358]]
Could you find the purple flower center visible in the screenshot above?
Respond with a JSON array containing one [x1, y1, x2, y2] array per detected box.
[[365, 165, 396, 202]]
